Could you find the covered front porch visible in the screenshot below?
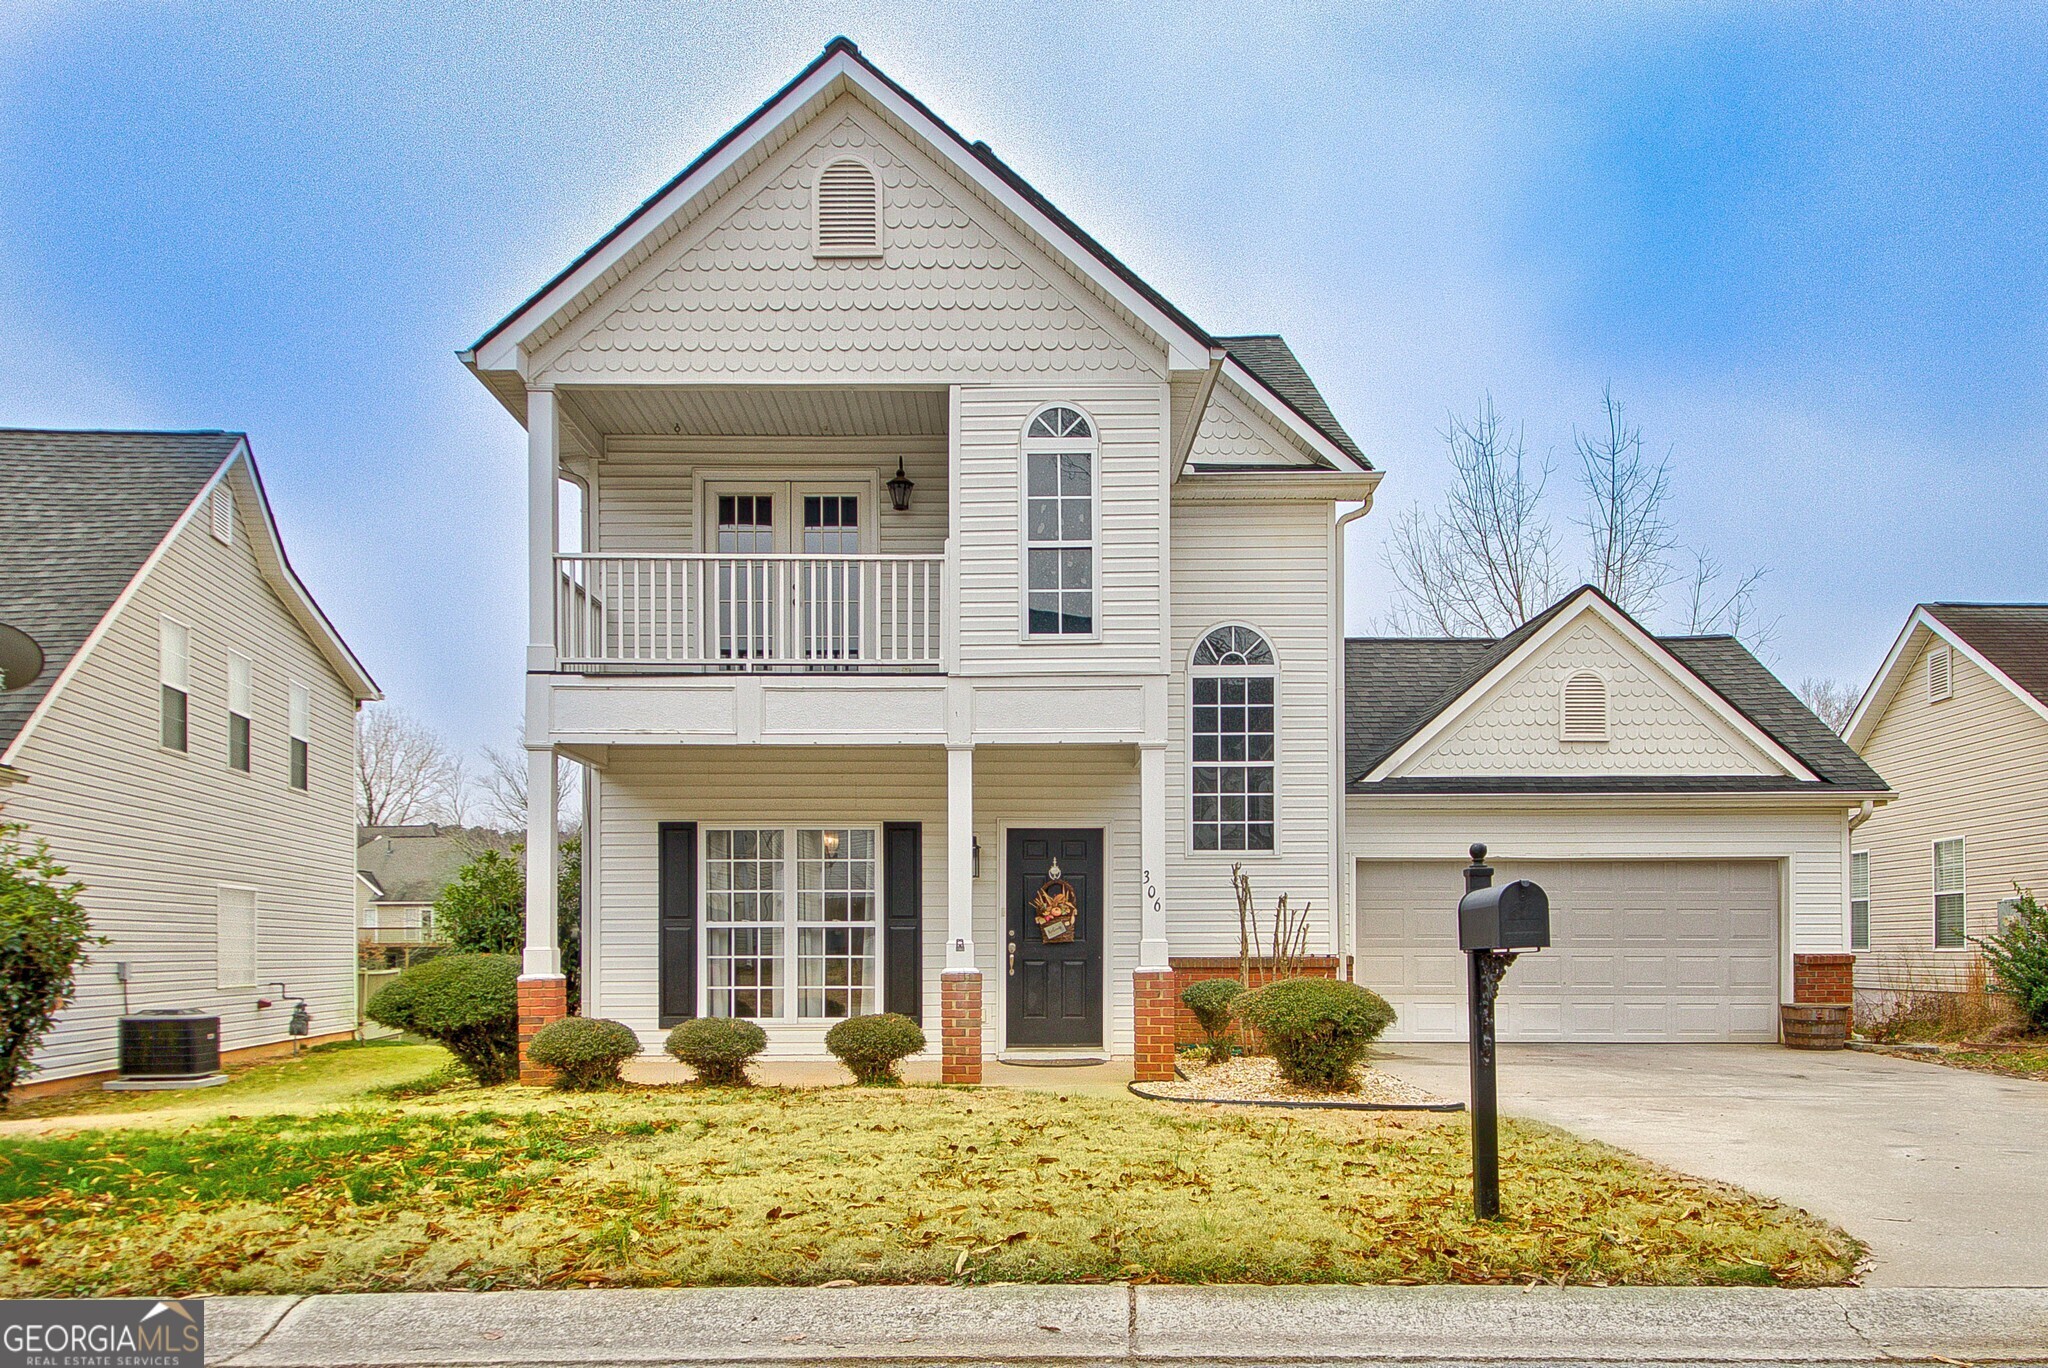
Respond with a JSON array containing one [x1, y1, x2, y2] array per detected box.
[[514, 742, 1177, 1082]]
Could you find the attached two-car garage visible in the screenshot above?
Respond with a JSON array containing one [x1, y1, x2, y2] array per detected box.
[[1354, 858, 1782, 1043]]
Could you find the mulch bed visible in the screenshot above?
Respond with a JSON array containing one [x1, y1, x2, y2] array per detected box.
[[1132, 1055, 1462, 1112]]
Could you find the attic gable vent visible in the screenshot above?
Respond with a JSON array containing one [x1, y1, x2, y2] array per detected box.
[[1928, 642, 1953, 702], [815, 159, 880, 256], [210, 487, 234, 545], [1560, 669, 1609, 742]]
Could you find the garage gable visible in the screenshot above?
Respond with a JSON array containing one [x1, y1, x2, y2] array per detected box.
[[1379, 591, 1814, 782]]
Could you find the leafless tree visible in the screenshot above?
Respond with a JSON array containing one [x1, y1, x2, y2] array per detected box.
[[356, 705, 464, 827], [1679, 549, 1777, 652], [1797, 677, 1861, 734], [1384, 397, 1563, 635], [477, 729, 580, 834], [1576, 385, 1676, 616]]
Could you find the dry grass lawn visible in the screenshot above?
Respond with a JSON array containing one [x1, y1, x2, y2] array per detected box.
[[0, 1061, 1858, 1296]]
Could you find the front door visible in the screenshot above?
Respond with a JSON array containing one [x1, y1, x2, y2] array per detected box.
[[1006, 829, 1104, 1048]]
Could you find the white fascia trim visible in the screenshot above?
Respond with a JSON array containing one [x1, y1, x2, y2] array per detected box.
[[1345, 788, 1891, 811], [0, 445, 378, 769], [1215, 357, 1369, 474], [1365, 591, 1818, 783], [1844, 607, 2048, 748], [474, 52, 1212, 376]]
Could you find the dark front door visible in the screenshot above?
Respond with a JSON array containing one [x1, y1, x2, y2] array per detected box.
[[1006, 829, 1104, 1048]]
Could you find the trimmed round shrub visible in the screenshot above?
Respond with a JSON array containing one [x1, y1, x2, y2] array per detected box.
[[825, 1012, 926, 1085], [665, 1016, 768, 1086], [526, 1016, 642, 1090], [1181, 979, 1245, 1065], [1231, 977, 1396, 1092], [364, 953, 519, 1084]]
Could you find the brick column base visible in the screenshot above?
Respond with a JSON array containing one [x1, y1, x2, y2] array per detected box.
[[940, 969, 983, 1084], [1134, 969, 1178, 1082], [1793, 953, 1856, 1007], [517, 974, 569, 1085]]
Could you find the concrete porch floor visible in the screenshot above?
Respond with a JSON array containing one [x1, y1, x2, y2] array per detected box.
[[621, 1054, 1136, 1097]]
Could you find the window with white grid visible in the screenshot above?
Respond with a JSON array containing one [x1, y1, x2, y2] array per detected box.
[[1933, 837, 1966, 948], [795, 828, 878, 1019], [703, 828, 785, 1018], [1191, 625, 1277, 852], [1023, 405, 1095, 636], [1850, 850, 1869, 950], [227, 654, 253, 773]]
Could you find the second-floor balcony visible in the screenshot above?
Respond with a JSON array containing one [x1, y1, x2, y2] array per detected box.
[[556, 552, 944, 672]]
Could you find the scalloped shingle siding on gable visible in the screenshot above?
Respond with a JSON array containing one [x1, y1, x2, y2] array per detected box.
[[1404, 621, 1777, 777], [537, 112, 1147, 381], [1189, 386, 1310, 468]]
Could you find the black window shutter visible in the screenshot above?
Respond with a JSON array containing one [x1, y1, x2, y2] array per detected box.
[[658, 822, 697, 1028], [882, 821, 923, 1021]]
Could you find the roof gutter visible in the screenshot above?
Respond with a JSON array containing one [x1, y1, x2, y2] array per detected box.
[[1170, 347, 1230, 483]]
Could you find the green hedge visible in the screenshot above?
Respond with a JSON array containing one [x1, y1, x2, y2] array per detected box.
[[665, 1017, 767, 1086], [526, 1016, 641, 1090], [825, 1013, 925, 1085], [1232, 977, 1396, 1092], [364, 953, 519, 1084], [1980, 890, 2048, 1031]]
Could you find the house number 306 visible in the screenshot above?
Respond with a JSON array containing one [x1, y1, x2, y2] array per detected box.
[[1142, 869, 1161, 916]]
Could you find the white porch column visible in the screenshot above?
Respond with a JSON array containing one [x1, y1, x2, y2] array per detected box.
[[946, 744, 975, 967], [522, 746, 560, 977], [1139, 742, 1169, 970], [527, 387, 559, 672]]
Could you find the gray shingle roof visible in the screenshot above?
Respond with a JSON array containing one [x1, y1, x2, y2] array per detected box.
[[1214, 335, 1364, 469], [357, 825, 516, 904], [1346, 589, 1888, 795], [1921, 603, 2048, 707], [0, 430, 242, 754]]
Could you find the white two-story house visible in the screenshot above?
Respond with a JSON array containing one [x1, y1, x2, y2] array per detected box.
[[467, 40, 1881, 1078]]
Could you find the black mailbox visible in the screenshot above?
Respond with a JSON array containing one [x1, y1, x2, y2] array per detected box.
[[1458, 879, 1550, 951]]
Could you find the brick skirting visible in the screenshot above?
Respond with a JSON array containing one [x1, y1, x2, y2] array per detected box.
[[1133, 969, 1178, 1082], [1793, 953, 1856, 1006], [1166, 956, 1342, 1048], [940, 969, 983, 1084], [516, 974, 569, 1085]]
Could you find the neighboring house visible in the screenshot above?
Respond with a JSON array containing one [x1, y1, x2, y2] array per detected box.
[[0, 430, 379, 1094], [1346, 586, 1889, 1042], [461, 41, 1873, 1077], [1843, 603, 2048, 1005], [356, 823, 515, 944]]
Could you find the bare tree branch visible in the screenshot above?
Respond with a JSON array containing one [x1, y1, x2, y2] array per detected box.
[[1576, 385, 1676, 616], [1797, 677, 1861, 734], [477, 726, 581, 835], [356, 705, 464, 828], [1384, 397, 1564, 636], [1679, 548, 1779, 654]]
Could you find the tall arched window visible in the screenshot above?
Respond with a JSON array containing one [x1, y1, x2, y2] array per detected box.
[[1022, 405, 1096, 636], [1191, 625, 1276, 851]]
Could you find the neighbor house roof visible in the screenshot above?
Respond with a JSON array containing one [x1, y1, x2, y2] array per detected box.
[[1346, 588, 1887, 796], [1844, 602, 2048, 748], [462, 38, 1370, 474], [357, 825, 514, 905], [0, 429, 378, 762]]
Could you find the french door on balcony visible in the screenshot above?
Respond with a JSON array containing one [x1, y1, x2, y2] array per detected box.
[[705, 480, 873, 664]]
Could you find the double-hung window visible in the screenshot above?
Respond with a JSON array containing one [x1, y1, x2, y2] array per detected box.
[[1023, 405, 1095, 636], [227, 654, 253, 773], [288, 682, 311, 790], [159, 617, 190, 752], [1933, 837, 1966, 948], [702, 826, 879, 1020], [1850, 850, 1870, 950], [1191, 625, 1277, 852]]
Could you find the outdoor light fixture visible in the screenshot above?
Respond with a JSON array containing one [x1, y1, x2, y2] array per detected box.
[[887, 456, 915, 511], [971, 835, 981, 878]]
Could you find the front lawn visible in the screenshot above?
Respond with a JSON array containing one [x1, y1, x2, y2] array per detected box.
[[0, 1080, 1857, 1295]]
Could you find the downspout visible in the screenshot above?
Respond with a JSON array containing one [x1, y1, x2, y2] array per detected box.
[[1847, 799, 1875, 833], [1170, 346, 1230, 483], [1332, 496, 1377, 982]]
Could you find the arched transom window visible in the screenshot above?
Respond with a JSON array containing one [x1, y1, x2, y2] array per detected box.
[[1023, 405, 1096, 636], [1191, 625, 1276, 851]]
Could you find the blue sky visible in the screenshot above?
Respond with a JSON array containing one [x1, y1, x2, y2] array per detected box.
[[2, 2, 2043, 754]]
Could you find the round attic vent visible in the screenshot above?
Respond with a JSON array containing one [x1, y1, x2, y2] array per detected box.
[[0, 623, 45, 692]]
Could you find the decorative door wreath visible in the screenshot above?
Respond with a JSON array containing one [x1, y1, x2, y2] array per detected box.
[[1030, 874, 1079, 944]]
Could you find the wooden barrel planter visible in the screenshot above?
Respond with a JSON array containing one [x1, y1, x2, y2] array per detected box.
[[1781, 1003, 1852, 1050]]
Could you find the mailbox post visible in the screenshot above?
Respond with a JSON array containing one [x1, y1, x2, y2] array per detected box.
[[1457, 844, 1549, 1220]]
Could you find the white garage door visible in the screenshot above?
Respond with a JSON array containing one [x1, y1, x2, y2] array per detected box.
[[1355, 859, 1780, 1042]]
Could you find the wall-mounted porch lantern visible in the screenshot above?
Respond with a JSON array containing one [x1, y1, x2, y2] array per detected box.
[[888, 457, 915, 512], [971, 835, 981, 878]]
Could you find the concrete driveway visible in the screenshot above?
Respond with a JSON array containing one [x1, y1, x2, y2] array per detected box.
[[1374, 1043, 2048, 1287]]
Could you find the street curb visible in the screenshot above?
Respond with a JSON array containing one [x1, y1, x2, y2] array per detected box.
[[201, 1284, 2048, 1366]]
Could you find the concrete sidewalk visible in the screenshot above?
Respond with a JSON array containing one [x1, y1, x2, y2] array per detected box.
[[204, 1284, 2048, 1365]]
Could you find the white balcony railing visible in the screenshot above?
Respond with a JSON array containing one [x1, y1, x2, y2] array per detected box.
[[556, 553, 944, 670]]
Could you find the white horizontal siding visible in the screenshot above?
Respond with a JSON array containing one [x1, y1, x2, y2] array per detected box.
[[1853, 635, 2048, 992], [1166, 500, 1336, 954], [8, 476, 360, 1082]]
